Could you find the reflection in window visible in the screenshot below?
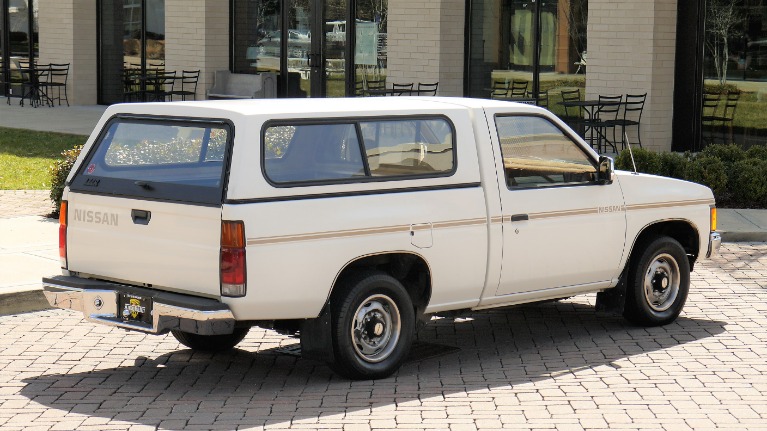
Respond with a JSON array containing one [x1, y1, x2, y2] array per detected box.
[[360, 119, 454, 176], [354, 0, 388, 96], [232, 0, 281, 76], [496, 116, 596, 188], [703, 0, 767, 148]]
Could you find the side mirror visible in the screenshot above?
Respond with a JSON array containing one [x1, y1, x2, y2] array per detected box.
[[598, 156, 614, 185]]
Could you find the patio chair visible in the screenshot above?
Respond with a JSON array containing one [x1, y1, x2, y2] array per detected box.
[[417, 82, 438, 96], [510, 80, 528, 98], [704, 91, 740, 144], [608, 93, 646, 150], [586, 95, 622, 153], [490, 80, 509, 99], [560, 89, 586, 132], [701, 92, 722, 144], [354, 80, 365, 97], [168, 70, 200, 101], [39, 63, 70, 106], [391, 83, 413, 96], [529, 89, 549, 109], [364, 79, 386, 96]]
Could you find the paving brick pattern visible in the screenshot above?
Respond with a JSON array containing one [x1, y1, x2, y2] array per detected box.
[[0, 243, 765, 430], [0, 191, 55, 219]]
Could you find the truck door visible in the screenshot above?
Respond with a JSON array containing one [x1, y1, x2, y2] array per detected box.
[[485, 111, 627, 296]]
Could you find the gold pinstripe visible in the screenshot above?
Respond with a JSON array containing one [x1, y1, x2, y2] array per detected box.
[[247, 217, 489, 246], [246, 199, 713, 246]]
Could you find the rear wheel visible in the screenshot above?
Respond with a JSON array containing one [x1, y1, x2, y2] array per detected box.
[[171, 328, 250, 352], [329, 271, 415, 380], [623, 236, 690, 326]]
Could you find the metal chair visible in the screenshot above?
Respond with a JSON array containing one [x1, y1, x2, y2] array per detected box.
[[704, 91, 740, 144], [168, 70, 200, 101], [391, 82, 413, 96], [701, 92, 722, 144], [560, 89, 585, 132], [587, 95, 623, 153], [417, 82, 438, 96], [608, 93, 646, 150], [510, 80, 528, 98], [39, 63, 70, 106], [490, 81, 509, 99], [364, 79, 386, 96]]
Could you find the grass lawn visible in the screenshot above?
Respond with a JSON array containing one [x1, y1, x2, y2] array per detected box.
[[0, 127, 87, 190]]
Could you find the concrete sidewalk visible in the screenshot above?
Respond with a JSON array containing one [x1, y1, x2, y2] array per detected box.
[[0, 100, 106, 135], [1, 188, 766, 316]]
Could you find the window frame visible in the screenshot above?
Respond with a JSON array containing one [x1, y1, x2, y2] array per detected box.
[[69, 114, 235, 207], [493, 113, 600, 191], [261, 114, 458, 188]]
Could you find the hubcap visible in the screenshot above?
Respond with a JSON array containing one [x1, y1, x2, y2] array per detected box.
[[643, 253, 680, 312], [351, 294, 401, 363]]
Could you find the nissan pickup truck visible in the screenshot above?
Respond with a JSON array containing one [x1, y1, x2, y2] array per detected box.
[[43, 97, 721, 379]]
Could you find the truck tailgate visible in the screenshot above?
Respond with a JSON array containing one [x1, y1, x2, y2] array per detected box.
[[66, 192, 222, 298]]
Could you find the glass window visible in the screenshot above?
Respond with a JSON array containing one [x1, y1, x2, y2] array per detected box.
[[264, 123, 366, 183], [495, 116, 596, 188], [702, 0, 767, 148], [263, 117, 455, 185], [232, 0, 281, 76], [360, 119, 454, 176], [354, 0, 387, 96]]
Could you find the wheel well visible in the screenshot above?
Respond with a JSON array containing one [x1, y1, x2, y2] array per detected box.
[[332, 253, 432, 315], [630, 220, 700, 269]]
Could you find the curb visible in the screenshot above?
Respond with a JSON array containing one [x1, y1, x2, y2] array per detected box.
[[721, 231, 767, 243], [0, 289, 51, 316]]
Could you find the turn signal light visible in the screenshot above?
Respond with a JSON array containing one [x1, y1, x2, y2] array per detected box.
[[710, 207, 717, 232], [59, 201, 68, 269], [221, 220, 246, 297]]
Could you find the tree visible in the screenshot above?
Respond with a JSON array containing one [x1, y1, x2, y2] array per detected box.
[[560, 0, 588, 73], [706, 0, 742, 85]]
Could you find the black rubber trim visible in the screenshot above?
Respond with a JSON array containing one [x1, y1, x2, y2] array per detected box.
[[43, 275, 228, 312], [224, 182, 482, 204]]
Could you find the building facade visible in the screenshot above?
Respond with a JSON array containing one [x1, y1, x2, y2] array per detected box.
[[1, 0, 765, 151]]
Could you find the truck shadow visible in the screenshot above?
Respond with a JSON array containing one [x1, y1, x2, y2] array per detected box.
[[20, 301, 726, 428]]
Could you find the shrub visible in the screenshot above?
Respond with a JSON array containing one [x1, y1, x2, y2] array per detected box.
[[746, 145, 767, 161], [657, 151, 689, 179], [49, 145, 83, 213], [730, 159, 767, 208], [684, 155, 728, 198], [699, 144, 746, 166], [615, 148, 662, 175]]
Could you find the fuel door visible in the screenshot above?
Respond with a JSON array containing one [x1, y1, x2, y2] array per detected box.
[[410, 223, 433, 249]]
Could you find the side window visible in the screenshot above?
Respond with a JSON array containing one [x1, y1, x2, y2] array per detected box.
[[495, 116, 597, 188], [359, 119, 454, 176], [263, 123, 365, 183], [262, 117, 455, 185]]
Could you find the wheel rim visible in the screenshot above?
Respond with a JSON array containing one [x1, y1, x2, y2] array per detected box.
[[643, 253, 680, 312], [350, 294, 401, 363]]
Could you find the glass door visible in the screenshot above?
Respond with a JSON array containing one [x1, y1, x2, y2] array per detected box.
[[322, 0, 348, 97]]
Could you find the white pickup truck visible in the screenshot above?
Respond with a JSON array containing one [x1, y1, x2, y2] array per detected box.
[[44, 97, 721, 379]]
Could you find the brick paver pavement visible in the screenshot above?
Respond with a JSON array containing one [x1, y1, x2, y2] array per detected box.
[[0, 243, 765, 431], [0, 190, 55, 219]]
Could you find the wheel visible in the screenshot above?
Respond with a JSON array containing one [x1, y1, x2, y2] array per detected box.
[[329, 271, 415, 380], [171, 327, 250, 352], [623, 236, 690, 326]]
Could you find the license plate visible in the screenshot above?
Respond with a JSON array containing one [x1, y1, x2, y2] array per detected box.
[[118, 293, 153, 324]]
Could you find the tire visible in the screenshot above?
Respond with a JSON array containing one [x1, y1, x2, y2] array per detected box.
[[623, 236, 690, 326], [171, 327, 250, 352], [329, 271, 415, 380]]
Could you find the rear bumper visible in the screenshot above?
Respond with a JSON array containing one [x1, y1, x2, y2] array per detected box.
[[42, 275, 235, 336]]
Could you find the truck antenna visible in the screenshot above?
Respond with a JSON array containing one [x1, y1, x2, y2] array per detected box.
[[625, 132, 638, 175]]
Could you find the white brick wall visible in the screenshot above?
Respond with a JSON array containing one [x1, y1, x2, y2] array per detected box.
[[165, 0, 229, 100], [586, 0, 677, 152], [388, 0, 464, 96], [39, 0, 97, 105]]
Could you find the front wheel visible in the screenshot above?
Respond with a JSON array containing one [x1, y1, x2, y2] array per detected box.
[[330, 271, 415, 380], [171, 327, 250, 352], [623, 236, 690, 326]]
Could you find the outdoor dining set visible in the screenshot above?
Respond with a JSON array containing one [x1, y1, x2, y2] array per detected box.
[[0, 61, 70, 108], [122, 67, 201, 103], [355, 80, 439, 97]]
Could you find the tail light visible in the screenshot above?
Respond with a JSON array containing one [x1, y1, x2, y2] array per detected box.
[[59, 201, 68, 269], [710, 207, 717, 232], [220, 220, 246, 297]]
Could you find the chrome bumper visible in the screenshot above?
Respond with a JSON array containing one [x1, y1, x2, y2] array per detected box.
[[707, 231, 722, 258], [42, 276, 235, 336]]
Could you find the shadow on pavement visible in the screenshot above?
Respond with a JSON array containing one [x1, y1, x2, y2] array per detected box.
[[20, 301, 726, 429]]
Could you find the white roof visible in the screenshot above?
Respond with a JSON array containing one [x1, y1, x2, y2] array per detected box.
[[103, 97, 543, 119]]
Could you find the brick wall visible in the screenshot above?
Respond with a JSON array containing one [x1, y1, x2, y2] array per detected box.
[[38, 0, 97, 105], [165, 0, 229, 100], [388, 0, 464, 96], [586, 0, 677, 151]]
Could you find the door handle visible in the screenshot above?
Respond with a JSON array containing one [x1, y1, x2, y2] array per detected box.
[[510, 214, 529, 222], [131, 209, 151, 225]]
